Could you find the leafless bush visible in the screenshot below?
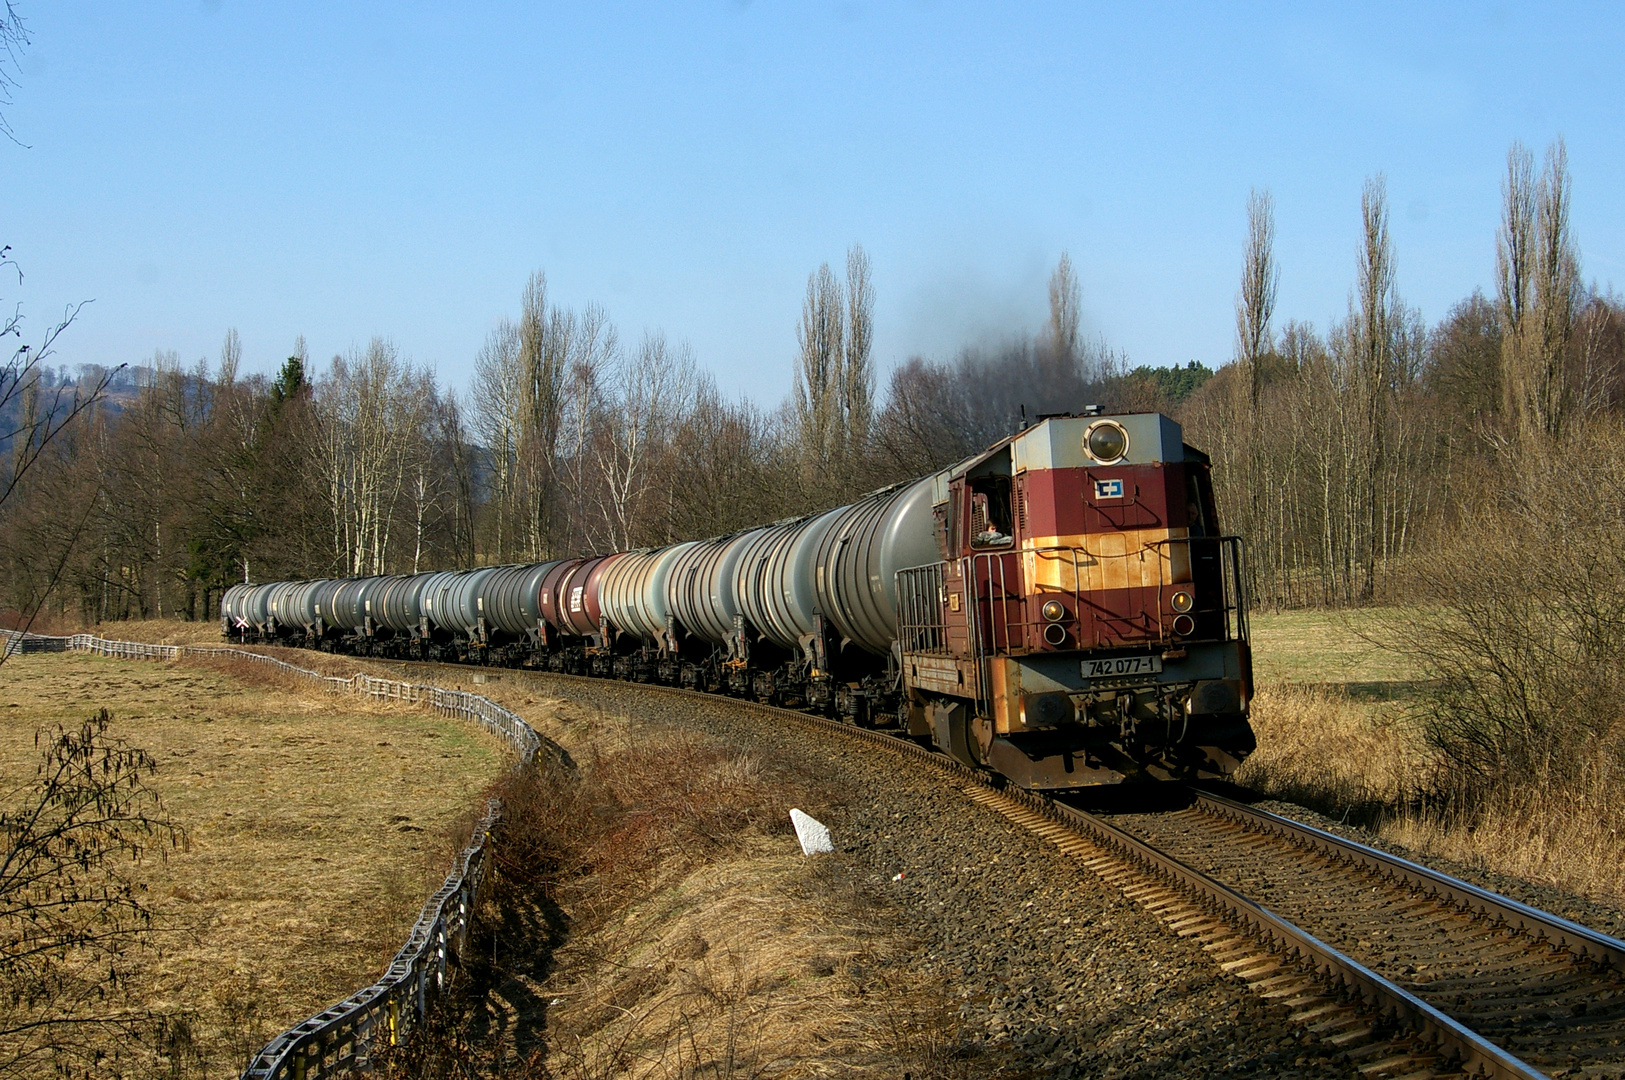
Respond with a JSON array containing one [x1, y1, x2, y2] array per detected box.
[[1400, 419, 1625, 804], [0, 710, 185, 1078]]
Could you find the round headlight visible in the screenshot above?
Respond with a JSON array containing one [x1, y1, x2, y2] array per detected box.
[[1171, 591, 1194, 613], [1085, 420, 1128, 464], [1041, 599, 1066, 622]]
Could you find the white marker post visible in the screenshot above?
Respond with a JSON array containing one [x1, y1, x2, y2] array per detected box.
[[789, 809, 834, 855]]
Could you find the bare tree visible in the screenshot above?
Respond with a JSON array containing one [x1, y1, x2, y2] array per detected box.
[[555, 303, 615, 549], [1, 247, 103, 519], [470, 319, 523, 561], [1497, 142, 1537, 434], [313, 339, 429, 575], [517, 272, 572, 558], [843, 244, 875, 457], [792, 245, 877, 496], [1351, 175, 1396, 600], [1, 1, 28, 144], [1226, 189, 1280, 601], [1046, 252, 1081, 368], [0, 240, 107, 642], [1529, 138, 1580, 438], [218, 327, 242, 388], [794, 262, 844, 469], [873, 356, 973, 475], [595, 332, 695, 550], [1496, 139, 1581, 442], [1235, 190, 1278, 409]]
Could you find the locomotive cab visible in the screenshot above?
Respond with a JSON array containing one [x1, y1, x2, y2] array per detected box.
[[897, 409, 1255, 789]]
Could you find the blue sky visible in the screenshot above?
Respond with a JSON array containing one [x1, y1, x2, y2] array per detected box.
[[5, 2, 1622, 404]]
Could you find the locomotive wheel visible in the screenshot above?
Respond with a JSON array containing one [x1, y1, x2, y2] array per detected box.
[[925, 698, 980, 769]]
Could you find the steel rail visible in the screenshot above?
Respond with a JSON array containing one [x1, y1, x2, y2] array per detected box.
[[1040, 800, 1545, 1079], [503, 668, 1553, 1078], [15, 634, 1588, 1076], [1191, 789, 1625, 973]]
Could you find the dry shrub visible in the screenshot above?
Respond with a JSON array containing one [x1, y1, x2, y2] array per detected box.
[[1373, 420, 1625, 904], [1240, 634, 1625, 905], [1399, 421, 1625, 803], [371, 723, 967, 1079], [1382, 762, 1625, 900], [1234, 684, 1424, 828]]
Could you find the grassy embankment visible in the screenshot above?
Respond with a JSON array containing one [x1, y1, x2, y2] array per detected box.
[[365, 677, 962, 1079], [0, 649, 511, 1076], [31, 623, 961, 1078], [1241, 608, 1625, 907]]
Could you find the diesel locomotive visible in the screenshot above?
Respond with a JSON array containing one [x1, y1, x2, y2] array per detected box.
[[221, 408, 1255, 788]]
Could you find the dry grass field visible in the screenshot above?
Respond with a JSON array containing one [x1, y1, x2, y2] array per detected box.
[[35, 613, 1625, 1069], [1241, 609, 1625, 907], [0, 650, 511, 1076], [358, 691, 963, 1080]]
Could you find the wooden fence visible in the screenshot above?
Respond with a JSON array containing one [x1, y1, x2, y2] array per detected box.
[[0, 630, 540, 1078]]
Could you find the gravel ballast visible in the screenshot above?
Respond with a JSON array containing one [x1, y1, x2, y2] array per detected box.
[[515, 674, 1367, 1080]]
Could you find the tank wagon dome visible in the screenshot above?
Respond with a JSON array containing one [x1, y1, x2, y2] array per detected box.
[[667, 531, 756, 646], [482, 562, 563, 637], [600, 542, 698, 644], [812, 474, 942, 656]]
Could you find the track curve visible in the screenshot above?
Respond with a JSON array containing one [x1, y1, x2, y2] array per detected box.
[[440, 666, 1622, 1080]]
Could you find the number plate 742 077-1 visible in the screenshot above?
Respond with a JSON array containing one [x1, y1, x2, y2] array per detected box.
[[1082, 655, 1164, 679]]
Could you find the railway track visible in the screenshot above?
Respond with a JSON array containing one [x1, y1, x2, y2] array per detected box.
[[1097, 792, 1625, 1079], [393, 660, 1624, 1077], [528, 670, 1625, 1077], [51, 634, 1625, 1076]]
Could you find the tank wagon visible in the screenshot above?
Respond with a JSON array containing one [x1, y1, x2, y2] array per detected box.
[[224, 409, 1254, 788]]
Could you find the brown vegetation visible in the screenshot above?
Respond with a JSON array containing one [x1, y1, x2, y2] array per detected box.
[[0, 653, 509, 1076], [1241, 568, 1625, 909], [370, 713, 962, 1080], [1240, 682, 1625, 907]]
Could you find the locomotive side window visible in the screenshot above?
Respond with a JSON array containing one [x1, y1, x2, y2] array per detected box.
[[1184, 470, 1210, 537], [969, 475, 1014, 548]]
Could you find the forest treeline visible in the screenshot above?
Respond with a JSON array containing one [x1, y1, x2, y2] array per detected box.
[[2, 140, 1623, 633]]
